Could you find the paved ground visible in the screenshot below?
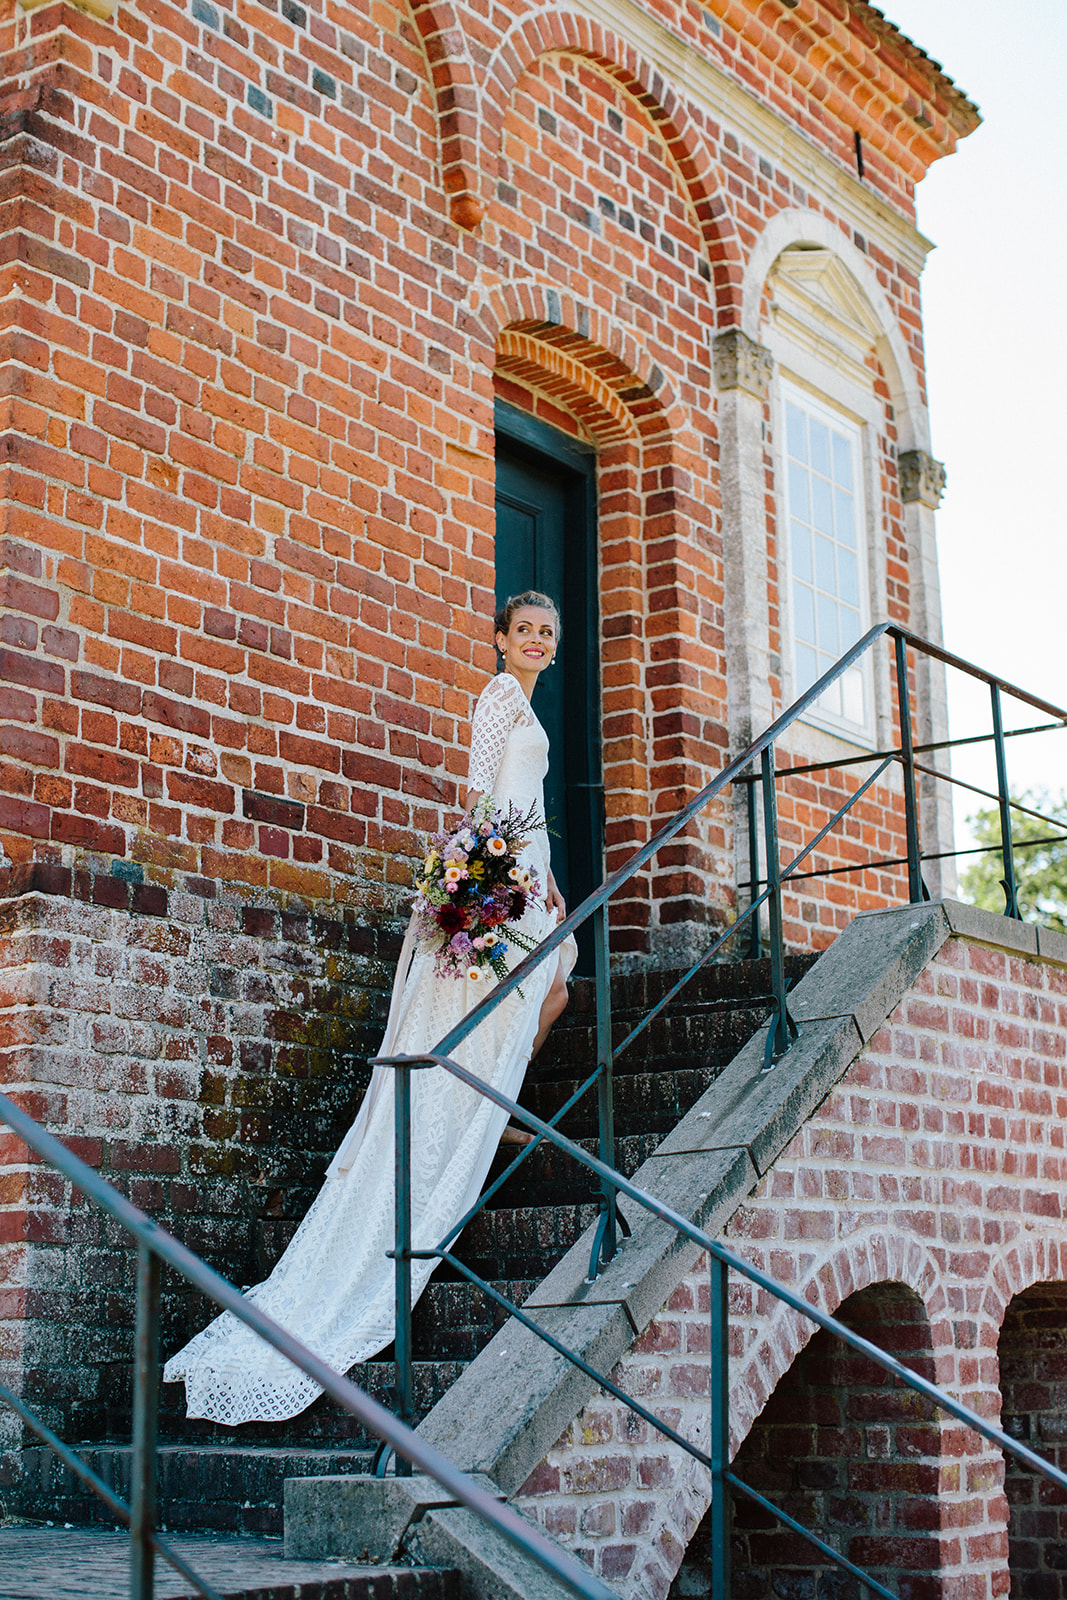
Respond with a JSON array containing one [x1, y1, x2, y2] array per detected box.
[[0, 1525, 424, 1598]]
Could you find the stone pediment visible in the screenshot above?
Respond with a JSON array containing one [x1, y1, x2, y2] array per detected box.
[[769, 246, 884, 379]]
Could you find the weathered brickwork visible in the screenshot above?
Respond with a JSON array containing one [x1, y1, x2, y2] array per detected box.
[[999, 1282, 1067, 1595], [0, 866, 397, 1451], [0, 0, 975, 957], [514, 936, 1067, 1600]]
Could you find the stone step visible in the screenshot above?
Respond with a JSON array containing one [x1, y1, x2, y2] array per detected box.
[[0, 1524, 459, 1600], [532, 1005, 776, 1074], [554, 954, 813, 1022], [521, 1064, 726, 1136], [156, 1360, 466, 1454], [17, 1445, 375, 1537]]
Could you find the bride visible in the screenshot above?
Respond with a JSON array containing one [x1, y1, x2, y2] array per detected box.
[[164, 592, 577, 1425]]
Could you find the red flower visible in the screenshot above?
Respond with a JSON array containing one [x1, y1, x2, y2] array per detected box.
[[437, 903, 466, 935]]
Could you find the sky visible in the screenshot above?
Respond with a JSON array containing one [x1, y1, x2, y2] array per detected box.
[[879, 0, 1067, 845]]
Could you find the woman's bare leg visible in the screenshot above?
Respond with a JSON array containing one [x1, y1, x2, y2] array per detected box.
[[500, 963, 570, 1146], [530, 962, 569, 1060]]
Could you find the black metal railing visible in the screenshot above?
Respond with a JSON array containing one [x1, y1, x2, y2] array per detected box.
[[373, 624, 1067, 1591], [0, 1091, 617, 1600]]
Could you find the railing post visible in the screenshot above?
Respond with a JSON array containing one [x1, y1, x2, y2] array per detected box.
[[130, 1242, 161, 1600], [592, 899, 617, 1274], [990, 682, 1022, 919], [709, 1252, 730, 1600], [745, 773, 762, 961], [394, 1061, 414, 1475], [760, 746, 792, 1062], [893, 632, 924, 904]]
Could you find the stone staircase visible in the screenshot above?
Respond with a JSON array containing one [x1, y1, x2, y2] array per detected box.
[[13, 954, 811, 1547]]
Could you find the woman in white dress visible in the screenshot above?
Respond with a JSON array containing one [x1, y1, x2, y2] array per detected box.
[[164, 593, 577, 1425]]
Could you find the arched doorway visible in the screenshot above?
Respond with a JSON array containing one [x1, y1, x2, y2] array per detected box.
[[671, 1282, 942, 1597], [494, 400, 602, 970]]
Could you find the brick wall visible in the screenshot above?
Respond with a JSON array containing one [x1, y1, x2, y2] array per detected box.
[[0, 865, 398, 1451], [514, 935, 1067, 1600], [0, 0, 975, 958]]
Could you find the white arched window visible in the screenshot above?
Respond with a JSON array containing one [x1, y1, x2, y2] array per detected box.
[[781, 383, 869, 730], [767, 245, 886, 746]]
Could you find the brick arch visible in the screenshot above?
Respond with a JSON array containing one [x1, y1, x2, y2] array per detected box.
[[488, 17, 739, 315], [605, 1238, 954, 1600], [478, 281, 688, 444], [431, 7, 740, 315], [985, 1235, 1067, 1351], [732, 1230, 951, 1455], [497, 332, 636, 448]]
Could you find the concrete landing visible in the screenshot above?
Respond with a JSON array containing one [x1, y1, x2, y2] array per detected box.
[[0, 1526, 459, 1600]]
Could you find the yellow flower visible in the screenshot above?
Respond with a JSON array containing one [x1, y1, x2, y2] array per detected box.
[[468, 860, 485, 879]]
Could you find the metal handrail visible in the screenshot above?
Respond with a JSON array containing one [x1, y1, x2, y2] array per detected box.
[[0, 1088, 616, 1600], [373, 623, 1067, 1591], [384, 1045, 1067, 1596]]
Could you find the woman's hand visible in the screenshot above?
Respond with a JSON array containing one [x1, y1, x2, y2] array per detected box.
[[545, 871, 566, 922]]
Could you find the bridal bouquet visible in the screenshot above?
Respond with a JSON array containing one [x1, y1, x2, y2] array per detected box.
[[412, 795, 544, 982]]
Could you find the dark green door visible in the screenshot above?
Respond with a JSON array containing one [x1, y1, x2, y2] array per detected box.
[[494, 403, 602, 973]]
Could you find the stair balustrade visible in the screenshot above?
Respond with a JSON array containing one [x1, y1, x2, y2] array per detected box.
[[374, 624, 1067, 1593]]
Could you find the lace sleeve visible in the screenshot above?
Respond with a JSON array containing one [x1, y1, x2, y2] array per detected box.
[[467, 674, 526, 795]]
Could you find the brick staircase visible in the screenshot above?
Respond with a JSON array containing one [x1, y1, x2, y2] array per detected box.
[[12, 955, 811, 1556]]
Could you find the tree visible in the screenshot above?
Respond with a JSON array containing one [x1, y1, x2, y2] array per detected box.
[[959, 789, 1067, 931]]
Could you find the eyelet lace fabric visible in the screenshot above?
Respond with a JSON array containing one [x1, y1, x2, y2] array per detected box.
[[164, 673, 577, 1425]]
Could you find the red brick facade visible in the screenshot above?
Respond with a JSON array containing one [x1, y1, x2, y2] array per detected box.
[[0, 0, 984, 1528], [0, 0, 975, 952], [515, 934, 1067, 1599]]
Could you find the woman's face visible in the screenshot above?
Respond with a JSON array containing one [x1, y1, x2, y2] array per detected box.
[[496, 606, 558, 678]]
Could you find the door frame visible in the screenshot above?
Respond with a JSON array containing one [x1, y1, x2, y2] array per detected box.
[[494, 399, 604, 962]]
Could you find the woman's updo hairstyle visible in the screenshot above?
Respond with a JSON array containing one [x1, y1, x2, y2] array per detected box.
[[494, 590, 562, 647]]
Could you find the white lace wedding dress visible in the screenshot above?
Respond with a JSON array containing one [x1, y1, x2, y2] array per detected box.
[[164, 671, 577, 1425]]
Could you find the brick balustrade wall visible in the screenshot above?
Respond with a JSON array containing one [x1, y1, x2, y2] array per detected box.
[[0, 0, 976, 959], [514, 934, 1067, 1600], [0, 866, 398, 1452]]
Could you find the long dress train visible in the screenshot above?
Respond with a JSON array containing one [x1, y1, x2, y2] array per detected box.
[[163, 671, 576, 1425]]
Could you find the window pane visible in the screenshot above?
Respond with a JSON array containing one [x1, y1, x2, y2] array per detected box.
[[811, 474, 833, 534], [792, 522, 812, 581], [782, 390, 867, 729], [832, 430, 853, 490], [834, 488, 855, 547], [809, 418, 830, 475], [841, 667, 865, 724], [788, 459, 810, 521], [816, 591, 839, 653], [786, 402, 807, 460], [795, 643, 818, 694], [818, 666, 841, 718], [794, 582, 815, 645]]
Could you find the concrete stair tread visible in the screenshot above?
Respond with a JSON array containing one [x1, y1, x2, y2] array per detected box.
[[0, 1525, 459, 1600]]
